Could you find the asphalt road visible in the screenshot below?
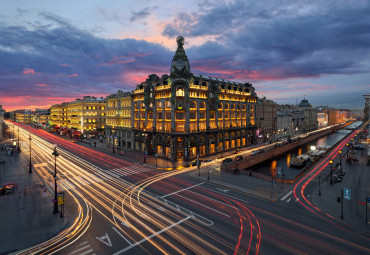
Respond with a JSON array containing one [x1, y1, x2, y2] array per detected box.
[[9, 121, 370, 255]]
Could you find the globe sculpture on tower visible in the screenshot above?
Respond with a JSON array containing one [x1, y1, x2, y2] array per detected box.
[[170, 36, 191, 76]]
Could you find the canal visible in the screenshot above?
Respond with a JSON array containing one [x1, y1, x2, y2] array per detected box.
[[253, 121, 363, 179]]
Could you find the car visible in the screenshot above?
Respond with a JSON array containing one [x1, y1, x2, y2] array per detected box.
[[235, 155, 243, 161], [251, 150, 258, 156], [222, 158, 233, 163]]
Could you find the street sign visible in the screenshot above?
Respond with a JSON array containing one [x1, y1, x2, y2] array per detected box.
[[58, 192, 65, 205], [343, 188, 351, 200]]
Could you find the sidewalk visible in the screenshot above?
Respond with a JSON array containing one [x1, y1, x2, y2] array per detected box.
[[186, 163, 292, 201], [0, 139, 67, 254], [310, 145, 370, 228]]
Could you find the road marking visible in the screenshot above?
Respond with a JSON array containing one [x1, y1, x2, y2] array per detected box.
[[77, 241, 88, 246], [96, 233, 112, 247], [280, 191, 293, 201], [112, 216, 191, 255], [69, 245, 91, 254], [200, 186, 250, 204], [186, 190, 240, 210], [161, 182, 204, 198], [295, 198, 300, 202], [216, 188, 230, 193], [62, 179, 76, 189], [286, 198, 291, 202], [112, 227, 132, 245], [78, 249, 94, 255], [175, 194, 231, 217]]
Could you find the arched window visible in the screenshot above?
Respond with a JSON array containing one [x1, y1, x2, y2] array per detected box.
[[237, 104, 241, 110], [225, 103, 229, 110], [218, 103, 223, 109], [176, 88, 184, 97], [165, 101, 171, 108], [157, 101, 162, 108], [190, 101, 197, 109], [231, 103, 236, 110], [242, 104, 246, 110], [141, 103, 145, 110], [135, 103, 139, 110], [199, 101, 206, 109]]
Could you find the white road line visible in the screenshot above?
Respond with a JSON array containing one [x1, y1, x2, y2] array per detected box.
[[175, 194, 231, 218], [112, 216, 191, 255], [280, 190, 293, 201], [69, 245, 91, 254], [286, 198, 291, 202], [78, 249, 94, 255], [63, 179, 76, 189], [295, 198, 300, 202], [77, 241, 88, 246], [107, 171, 121, 178], [112, 227, 132, 245], [161, 183, 204, 198]]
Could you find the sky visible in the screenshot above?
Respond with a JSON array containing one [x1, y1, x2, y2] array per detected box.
[[0, 0, 369, 111]]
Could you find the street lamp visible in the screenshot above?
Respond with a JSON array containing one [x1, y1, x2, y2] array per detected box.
[[329, 160, 333, 185], [52, 145, 59, 214], [346, 143, 349, 159], [339, 150, 342, 166], [28, 135, 32, 173]]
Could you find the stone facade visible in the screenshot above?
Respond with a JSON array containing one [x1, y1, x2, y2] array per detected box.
[[50, 96, 106, 134], [0, 105, 5, 140], [255, 98, 278, 143], [105, 90, 134, 150], [298, 99, 318, 132], [132, 36, 258, 162]]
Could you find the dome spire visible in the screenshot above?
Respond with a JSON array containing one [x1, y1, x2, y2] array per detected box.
[[170, 36, 191, 76]]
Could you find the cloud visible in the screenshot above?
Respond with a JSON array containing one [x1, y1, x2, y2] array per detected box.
[[22, 67, 36, 75], [0, 12, 172, 107], [164, 0, 370, 81], [130, 7, 156, 23]]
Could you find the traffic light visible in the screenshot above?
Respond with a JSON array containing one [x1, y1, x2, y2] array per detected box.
[[336, 197, 341, 203]]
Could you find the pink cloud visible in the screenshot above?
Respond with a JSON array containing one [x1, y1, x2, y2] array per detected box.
[[61, 64, 71, 67], [22, 67, 36, 75], [57, 73, 78, 77], [35, 83, 48, 87]]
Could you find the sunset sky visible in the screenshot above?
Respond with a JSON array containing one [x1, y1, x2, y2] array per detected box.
[[1, 0, 369, 111]]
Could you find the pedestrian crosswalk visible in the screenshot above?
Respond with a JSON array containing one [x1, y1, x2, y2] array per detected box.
[[106, 164, 155, 178], [47, 174, 104, 192], [280, 190, 293, 202]]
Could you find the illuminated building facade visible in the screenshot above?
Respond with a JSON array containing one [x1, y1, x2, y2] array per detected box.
[[50, 96, 106, 134], [256, 98, 278, 143], [15, 110, 32, 124], [132, 36, 257, 162], [105, 90, 134, 150], [0, 105, 5, 139]]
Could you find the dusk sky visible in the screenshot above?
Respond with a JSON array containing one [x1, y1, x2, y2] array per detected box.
[[1, 0, 369, 111]]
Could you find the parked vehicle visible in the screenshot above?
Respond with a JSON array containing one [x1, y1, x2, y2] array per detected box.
[[251, 150, 259, 156], [222, 158, 233, 163], [235, 155, 243, 161]]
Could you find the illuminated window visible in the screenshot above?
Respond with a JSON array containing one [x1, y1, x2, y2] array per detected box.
[[190, 112, 196, 119], [218, 103, 223, 110], [199, 101, 206, 109], [157, 101, 162, 108], [165, 101, 171, 108], [176, 88, 184, 97], [190, 101, 196, 109]]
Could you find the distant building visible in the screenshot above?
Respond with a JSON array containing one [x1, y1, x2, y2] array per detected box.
[[317, 109, 328, 128], [298, 98, 318, 132], [50, 96, 106, 134], [256, 98, 278, 143], [15, 109, 32, 124], [32, 108, 51, 127], [105, 90, 134, 150], [362, 94, 369, 121], [0, 105, 5, 140], [276, 110, 293, 140]]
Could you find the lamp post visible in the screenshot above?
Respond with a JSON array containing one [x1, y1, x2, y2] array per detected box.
[[197, 154, 200, 176], [28, 135, 32, 173], [339, 150, 342, 167], [346, 143, 349, 159], [329, 160, 333, 185], [318, 175, 321, 196], [155, 153, 158, 167], [52, 145, 59, 214]]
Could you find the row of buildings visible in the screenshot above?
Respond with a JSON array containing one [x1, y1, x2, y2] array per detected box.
[[6, 36, 354, 162]]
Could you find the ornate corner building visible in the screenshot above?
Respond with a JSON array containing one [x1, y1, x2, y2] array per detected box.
[[132, 36, 258, 162]]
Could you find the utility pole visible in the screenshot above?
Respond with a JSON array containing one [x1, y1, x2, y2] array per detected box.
[[28, 135, 32, 173], [52, 146, 59, 214], [330, 160, 333, 185], [341, 189, 344, 219], [339, 150, 342, 167]]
